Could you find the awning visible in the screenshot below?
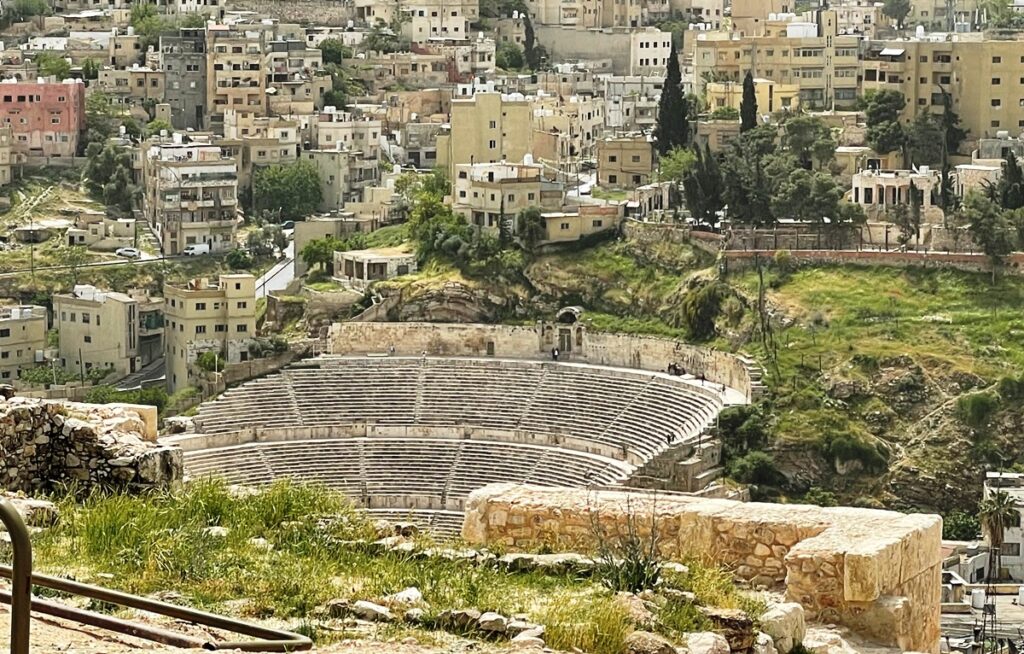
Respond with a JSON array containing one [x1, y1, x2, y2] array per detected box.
[[879, 47, 905, 56]]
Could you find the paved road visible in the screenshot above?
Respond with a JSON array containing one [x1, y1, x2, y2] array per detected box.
[[256, 241, 295, 298], [0, 253, 185, 278]]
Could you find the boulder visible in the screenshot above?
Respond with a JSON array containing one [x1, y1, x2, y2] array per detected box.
[[403, 608, 425, 624], [801, 627, 857, 654], [385, 586, 423, 606], [699, 607, 755, 651], [248, 537, 273, 551], [511, 633, 546, 649], [438, 608, 481, 630], [203, 526, 229, 538], [533, 553, 595, 575], [499, 553, 539, 572], [614, 592, 656, 628], [684, 632, 731, 654], [624, 630, 677, 654], [754, 633, 778, 654], [507, 620, 543, 637], [760, 603, 806, 654], [351, 600, 393, 623], [477, 611, 508, 633]]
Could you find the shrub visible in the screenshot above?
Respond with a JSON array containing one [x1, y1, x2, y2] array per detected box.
[[997, 375, 1024, 401], [942, 510, 981, 541], [727, 451, 782, 485], [195, 351, 225, 373], [802, 486, 838, 507], [956, 391, 1000, 430], [678, 281, 723, 340], [773, 249, 795, 274], [591, 496, 661, 593], [226, 248, 254, 270], [84, 385, 168, 412], [821, 434, 889, 472]]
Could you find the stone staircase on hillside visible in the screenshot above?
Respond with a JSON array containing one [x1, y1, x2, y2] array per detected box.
[[737, 355, 767, 401]]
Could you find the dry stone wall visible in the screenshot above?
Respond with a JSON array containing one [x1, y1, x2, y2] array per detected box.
[[462, 484, 941, 654], [327, 322, 762, 400], [0, 396, 181, 493]]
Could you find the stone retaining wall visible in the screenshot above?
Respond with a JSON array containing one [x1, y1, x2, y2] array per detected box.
[[0, 396, 181, 493], [723, 248, 1024, 276], [326, 322, 762, 401], [462, 484, 941, 654]]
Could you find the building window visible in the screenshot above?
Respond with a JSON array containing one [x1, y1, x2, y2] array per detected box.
[[236, 324, 248, 332], [994, 56, 1002, 63], [237, 301, 247, 309], [215, 324, 226, 332], [196, 325, 206, 334], [631, 155, 641, 162], [1004, 542, 1022, 557], [0, 329, 8, 338], [488, 140, 496, 149], [489, 120, 496, 128], [196, 302, 206, 310], [608, 155, 617, 162], [993, 99, 1002, 107], [609, 174, 618, 183], [993, 78, 1002, 85], [0, 352, 7, 359], [84, 336, 92, 343], [592, 220, 603, 227], [82, 313, 90, 324], [560, 222, 570, 230]]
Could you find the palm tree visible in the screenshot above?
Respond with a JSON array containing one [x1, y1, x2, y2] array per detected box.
[[980, 490, 1019, 581]]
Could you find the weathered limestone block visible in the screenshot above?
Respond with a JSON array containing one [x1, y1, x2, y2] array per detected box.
[[462, 484, 941, 654]]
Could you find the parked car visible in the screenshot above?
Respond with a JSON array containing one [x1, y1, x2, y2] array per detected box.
[[183, 243, 211, 256], [115, 247, 141, 259], [280, 220, 295, 230]]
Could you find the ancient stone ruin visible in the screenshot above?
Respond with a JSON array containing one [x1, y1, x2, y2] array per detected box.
[[462, 483, 941, 654], [0, 395, 181, 492]]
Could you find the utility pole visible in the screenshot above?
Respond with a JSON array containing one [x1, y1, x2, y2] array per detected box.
[[78, 348, 84, 385]]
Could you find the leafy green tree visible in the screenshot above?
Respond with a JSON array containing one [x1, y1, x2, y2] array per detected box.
[[906, 111, 944, 166], [145, 118, 173, 137], [882, 0, 911, 28], [980, 490, 1018, 581], [781, 114, 835, 170], [865, 89, 907, 156], [523, 12, 545, 70], [84, 143, 136, 212], [81, 58, 100, 80], [516, 206, 546, 250], [252, 160, 323, 222], [300, 236, 341, 272], [943, 510, 981, 541], [496, 42, 525, 70], [57, 245, 90, 286], [130, 4, 177, 56], [226, 248, 254, 270], [768, 163, 844, 224], [362, 26, 408, 54], [720, 125, 777, 226], [709, 106, 739, 121], [323, 89, 347, 109], [681, 143, 724, 227], [653, 39, 688, 156], [995, 151, 1024, 210], [7, 0, 47, 21], [318, 38, 350, 65], [35, 52, 70, 79], [964, 192, 1013, 282], [658, 147, 696, 186], [740, 71, 757, 132]]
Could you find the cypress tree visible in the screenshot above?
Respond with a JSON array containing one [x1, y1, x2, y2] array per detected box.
[[740, 71, 757, 132], [1001, 151, 1024, 210], [654, 39, 688, 156]]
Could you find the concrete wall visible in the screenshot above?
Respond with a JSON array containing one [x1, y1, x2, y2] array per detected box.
[[326, 321, 762, 400], [534, 27, 632, 74], [462, 483, 942, 654], [724, 249, 1024, 276]]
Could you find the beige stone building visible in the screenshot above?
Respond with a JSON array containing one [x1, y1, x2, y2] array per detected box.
[[540, 206, 619, 243], [438, 92, 533, 176], [596, 135, 655, 189], [523, 0, 640, 28], [220, 110, 300, 191], [54, 285, 164, 379], [141, 135, 238, 255], [862, 35, 1024, 143], [0, 305, 46, 382], [95, 65, 166, 122], [304, 149, 379, 211], [452, 160, 564, 234], [0, 126, 16, 187], [206, 25, 267, 132], [531, 94, 604, 175], [850, 167, 943, 223], [163, 274, 256, 392], [334, 247, 417, 290], [705, 77, 800, 116], [692, 12, 861, 110]]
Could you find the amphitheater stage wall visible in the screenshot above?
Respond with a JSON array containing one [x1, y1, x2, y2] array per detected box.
[[166, 426, 639, 470], [462, 484, 942, 654], [326, 322, 760, 401]]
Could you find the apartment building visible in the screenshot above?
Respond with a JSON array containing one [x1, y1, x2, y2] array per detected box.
[[159, 0, 227, 18], [532, 94, 604, 173], [629, 28, 672, 77], [437, 92, 533, 176], [862, 35, 1024, 142], [311, 107, 383, 160], [305, 149, 379, 210], [907, 0, 981, 31], [0, 126, 16, 187], [667, 0, 723, 28], [141, 135, 238, 255], [95, 65, 165, 121], [265, 38, 329, 114], [206, 26, 267, 131], [705, 78, 800, 115], [596, 135, 655, 189], [401, 0, 479, 43], [355, 51, 451, 90], [108, 31, 145, 68], [0, 78, 86, 157], [452, 160, 564, 233], [160, 29, 208, 131], [692, 12, 861, 110], [163, 275, 256, 392], [0, 305, 46, 382], [53, 285, 164, 379], [220, 109, 300, 190], [524, 0, 640, 28], [730, 0, 791, 36]]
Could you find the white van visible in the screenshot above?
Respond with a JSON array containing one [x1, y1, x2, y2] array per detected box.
[[183, 243, 211, 256]]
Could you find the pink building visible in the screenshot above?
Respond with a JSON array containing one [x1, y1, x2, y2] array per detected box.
[[0, 78, 86, 157]]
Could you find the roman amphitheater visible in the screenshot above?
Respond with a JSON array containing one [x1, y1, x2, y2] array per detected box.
[[167, 318, 752, 534], [157, 318, 942, 653]]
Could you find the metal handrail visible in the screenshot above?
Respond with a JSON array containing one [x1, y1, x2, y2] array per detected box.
[[0, 499, 31, 654], [0, 496, 311, 652]]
